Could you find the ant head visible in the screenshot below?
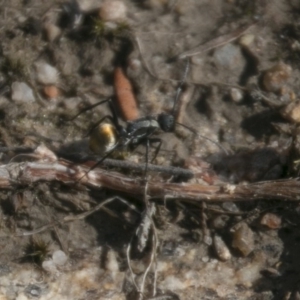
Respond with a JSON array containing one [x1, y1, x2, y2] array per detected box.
[[157, 113, 175, 132]]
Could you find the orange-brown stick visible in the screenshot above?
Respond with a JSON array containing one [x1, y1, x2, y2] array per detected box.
[[114, 67, 139, 121]]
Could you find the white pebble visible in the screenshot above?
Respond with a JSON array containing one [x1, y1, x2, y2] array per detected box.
[[213, 235, 231, 261], [100, 1, 127, 21], [230, 88, 243, 103], [105, 250, 119, 272], [42, 259, 58, 273], [78, 0, 102, 12], [16, 294, 29, 300], [44, 23, 61, 43], [222, 201, 239, 213], [203, 234, 212, 246], [127, 58, 142, 73], [214, 44, 242, 68], [11, 82, 35, 103], [239, 34, 255, 47], [160, 275, 186, 290], [52, 250, 68, 266], [35, 61, 58, 85], [202, 256, 209, 263]]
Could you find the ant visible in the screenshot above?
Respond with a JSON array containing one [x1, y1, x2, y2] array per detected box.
[[71, 60, 227, 177]]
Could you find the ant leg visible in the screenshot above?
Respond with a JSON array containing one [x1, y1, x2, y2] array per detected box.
[[71, 97, 123, 133], [144, 137, 163, 179], [83, 134, 138, 181], [128, 137, 162, 165], [149, 138, 162, 163], [77, 140, 121, 182], [171, 59, 190, 115], [108, 97, 122, 132], [144, 138, 150, 179], [69, 98, 111, 121]]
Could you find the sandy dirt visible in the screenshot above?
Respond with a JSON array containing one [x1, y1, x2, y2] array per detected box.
[[0, 0, 300, 299]]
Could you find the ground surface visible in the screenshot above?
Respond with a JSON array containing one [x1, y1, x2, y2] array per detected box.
[[0, 0, 300, 299]]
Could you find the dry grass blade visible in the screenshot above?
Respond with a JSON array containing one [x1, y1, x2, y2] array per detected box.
[[136, 203, 156, 253], [16, 196, 136, 236], [178, 22, 256, 60]]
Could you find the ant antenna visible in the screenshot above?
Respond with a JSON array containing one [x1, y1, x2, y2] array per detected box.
[[69, 98, 111, 121], [70, 98, 122, 132], [77, 140, 121, 182], [176, 122, 229, 155], [171, 59, 190, 116]]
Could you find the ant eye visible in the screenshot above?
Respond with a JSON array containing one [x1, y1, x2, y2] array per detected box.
[[158, 113, 175, 132]]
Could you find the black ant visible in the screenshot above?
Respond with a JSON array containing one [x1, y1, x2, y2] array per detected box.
[[71, 60, 227, 177]]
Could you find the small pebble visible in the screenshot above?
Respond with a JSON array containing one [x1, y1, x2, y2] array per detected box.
[[261, 267, 281, 278], [260, 213, 281, 229], [43, 85, 59, 99], [161, 240, 177, 257], [78, 0, 102, 12], [211, 215, 230, 229], [201, 256, 209, 263], [213, 235, 231, 261], [281, 101, 300, 123], [25, 285, 42, 297], [11, 82, 35, 103], [291, 40, 300, 51], [16, 294, 28, 300], [222, 202, 239, 213], [230, 88, 243, 103], [34, 145, 57, 161], [232, 222, 254, 256], [263, 62, 292, 93], [203, 234, 212, 246], [105, 250, 119, 272], [35, 61, 59, 85], [127, 58, 142, 73], [239, 34, 255, 47], [213, 44, 243, 68], [43, 23, 61, 42], [52, 250, 67, 266], [99, 1, 127, 21], [42, 259, 58, 273]]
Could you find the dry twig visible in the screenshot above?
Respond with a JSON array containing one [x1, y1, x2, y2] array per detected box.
[[1, 159, 300, 202]]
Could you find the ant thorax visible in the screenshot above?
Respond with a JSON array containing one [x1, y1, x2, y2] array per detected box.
[[126, 117, 160, 144]]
